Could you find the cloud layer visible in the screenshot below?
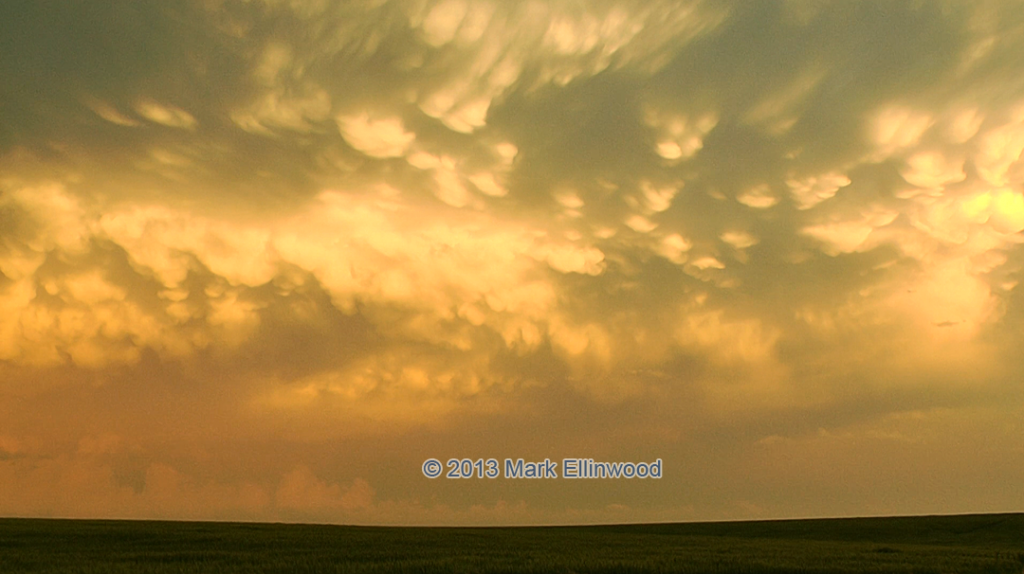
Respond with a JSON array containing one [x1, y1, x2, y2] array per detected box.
[[1, 0, 1023, 524]]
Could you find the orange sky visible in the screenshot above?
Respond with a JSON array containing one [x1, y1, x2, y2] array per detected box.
[[1, 0, 1023, 525]]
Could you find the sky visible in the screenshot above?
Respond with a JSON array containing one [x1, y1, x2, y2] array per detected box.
[[1, 0, 1023, 526]]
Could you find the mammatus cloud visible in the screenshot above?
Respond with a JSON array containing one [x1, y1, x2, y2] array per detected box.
[[1, 0, 1023, 524]]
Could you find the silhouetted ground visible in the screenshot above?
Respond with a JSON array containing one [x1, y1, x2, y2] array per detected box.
[[1, 513, 1022, 573]]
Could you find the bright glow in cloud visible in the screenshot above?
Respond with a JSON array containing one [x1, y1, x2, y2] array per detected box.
[[737, 184, 780, 209], [787, 173, 851, 210], [975, 107, 1024, 186], [337, 113, 416, 158], [900, 151, 966, 189], [868, 105, 933, 160], [134, 100, 198, 129], [802, 206, 899, 255], [646, 109, 718, 161]]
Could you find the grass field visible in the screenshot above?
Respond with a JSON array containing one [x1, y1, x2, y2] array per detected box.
[[1, 513, 1022, 573]]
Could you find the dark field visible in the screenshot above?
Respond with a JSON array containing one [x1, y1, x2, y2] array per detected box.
[[1, 513, 1023, 573]]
